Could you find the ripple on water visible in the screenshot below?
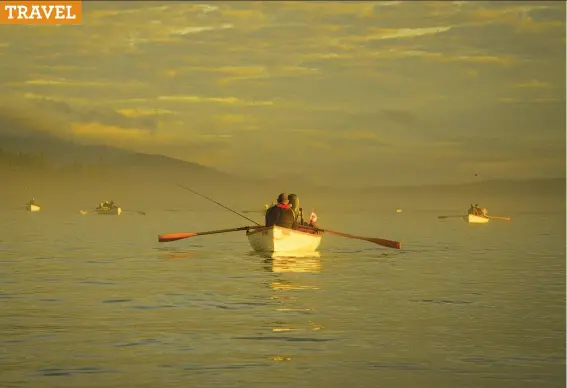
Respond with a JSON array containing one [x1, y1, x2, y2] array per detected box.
[[410, 298, 473, 305], [233, 336, 335, 343], [38, 367, 118, 377], [115, 338, 161, 347], [128, 305, 176, 310], [102, 299, 132, 303]]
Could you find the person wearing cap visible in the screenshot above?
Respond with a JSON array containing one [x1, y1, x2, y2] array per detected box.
[[265, 193, 296, 228]]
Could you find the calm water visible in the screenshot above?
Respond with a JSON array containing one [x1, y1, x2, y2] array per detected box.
[[0, 208, 564, 388]]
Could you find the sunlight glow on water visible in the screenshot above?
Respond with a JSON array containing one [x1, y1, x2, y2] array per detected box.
[[0, 209, 564, 387]]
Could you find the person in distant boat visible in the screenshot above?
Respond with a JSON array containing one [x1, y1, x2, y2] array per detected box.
[[474, 204, 482, 215], [480, 208, 488, 217], [29, 198, 36, 206], [468, 204, 476, 215], [109, 200, 115, 208], [265, 193, 296, 228]]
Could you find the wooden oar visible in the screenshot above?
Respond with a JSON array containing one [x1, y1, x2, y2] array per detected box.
[[438, 215, 466, 219], [297, 225, 401, 249], [158, 225, 267, 243], [486, 215, 511, 221]]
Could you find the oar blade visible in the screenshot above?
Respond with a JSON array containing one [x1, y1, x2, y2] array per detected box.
[[367, 237, 402, 249], [158, 232, 197, 242]]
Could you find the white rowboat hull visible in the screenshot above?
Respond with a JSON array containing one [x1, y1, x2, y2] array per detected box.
[[465, 214, 489, 224], [26, 204, 40, 212], [247, 226, 322, 256], [95, 207, 122, 215]]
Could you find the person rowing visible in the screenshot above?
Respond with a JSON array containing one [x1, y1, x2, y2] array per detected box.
[[468, 203, 483, 216], [265, 193, 296, 228], [468, 203, 476, 215]]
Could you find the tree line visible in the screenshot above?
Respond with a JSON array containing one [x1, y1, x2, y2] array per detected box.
[[0, 148, 104, 173], [0, 148, 47, 169]]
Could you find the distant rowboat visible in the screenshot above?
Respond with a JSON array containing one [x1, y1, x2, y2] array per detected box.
[[95, 207, 122, 215], [26, 204, 40, 212], [246, 225, 322, 256], [465, 214, 489, 224]]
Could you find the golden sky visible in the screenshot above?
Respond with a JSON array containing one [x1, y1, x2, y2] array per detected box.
[[0, 1, 565, 186]]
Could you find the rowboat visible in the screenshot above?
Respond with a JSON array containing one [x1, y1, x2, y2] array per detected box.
[[465, 214, 489, 224], [94, 207, 122, 215], [246, 226, 322, 256], [26, 204, 40, 212]]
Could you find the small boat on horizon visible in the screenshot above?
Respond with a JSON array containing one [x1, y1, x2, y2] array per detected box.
[[464, 213, 489, 224], [466, 204, 489, 224], [94, 200, 122, 215], [26, 198, 40, 212]]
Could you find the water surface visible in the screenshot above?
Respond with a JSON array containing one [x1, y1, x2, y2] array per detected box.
[[0, 209, 564, 387]]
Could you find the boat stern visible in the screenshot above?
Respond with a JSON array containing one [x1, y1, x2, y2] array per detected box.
[[247, 226, 322, 254]]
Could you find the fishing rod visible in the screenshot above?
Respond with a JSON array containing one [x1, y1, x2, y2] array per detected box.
[[174, 182, 261, 226]]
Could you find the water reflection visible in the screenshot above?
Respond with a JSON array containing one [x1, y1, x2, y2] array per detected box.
[[154, 247, 201, 259], [262, 255, 325, 361], [269, 256, 322, 274]]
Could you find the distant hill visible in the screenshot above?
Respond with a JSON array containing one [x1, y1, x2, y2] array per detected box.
[[0, 128, 235, 184], [2, 125, 564, 200]]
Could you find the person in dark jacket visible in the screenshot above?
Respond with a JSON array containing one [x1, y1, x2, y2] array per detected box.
[[265, 193, 296, 228]]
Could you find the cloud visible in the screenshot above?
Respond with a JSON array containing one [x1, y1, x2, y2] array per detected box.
[[1, 1, 564, 186], [169, 24, 234, 36], [513, 80, 554, 88], [157, 95, 274, 106], [360, 26, 454, 41], [0, 95, 233, 168], [69, 122, 156, 143], [116, 108, 176, 118], [23, 79, 130, 87], [497, 97, 519, 103]]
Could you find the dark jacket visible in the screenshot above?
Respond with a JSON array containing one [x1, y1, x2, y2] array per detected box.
[[265, 203, 295, 228]]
